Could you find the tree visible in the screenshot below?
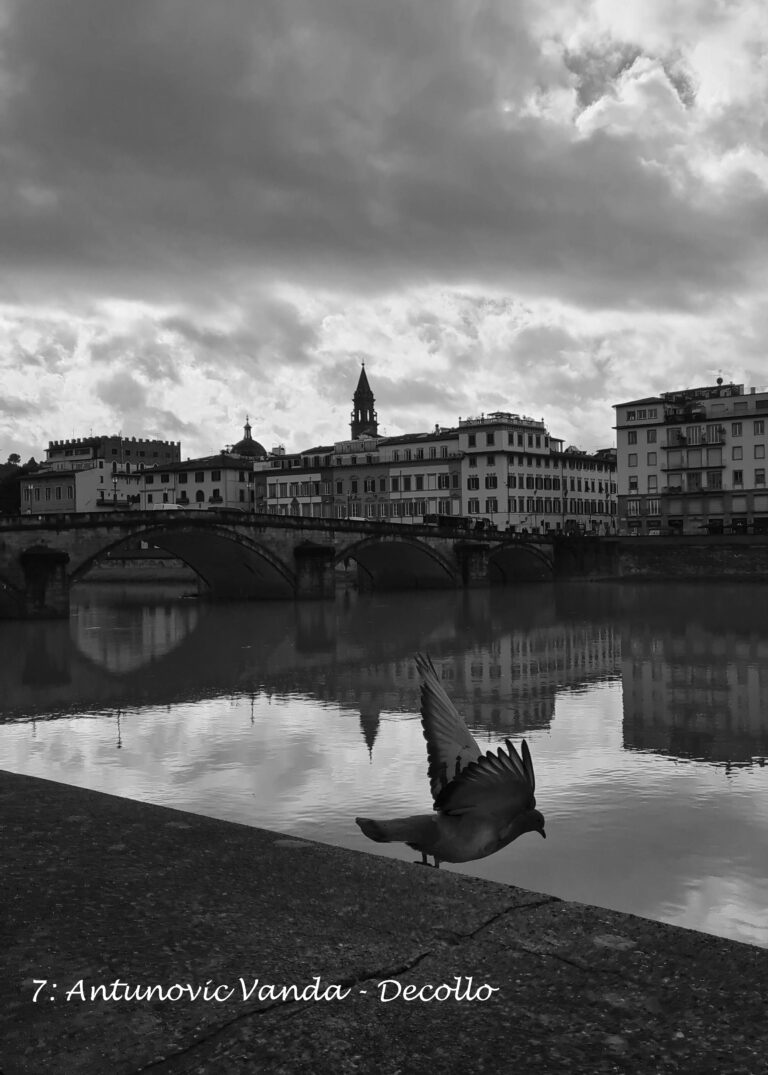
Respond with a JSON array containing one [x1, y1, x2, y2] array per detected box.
[[7, 453, 20, 465]]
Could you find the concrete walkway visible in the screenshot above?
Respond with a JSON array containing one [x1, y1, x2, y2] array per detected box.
[[2, 769, 767, 1074]]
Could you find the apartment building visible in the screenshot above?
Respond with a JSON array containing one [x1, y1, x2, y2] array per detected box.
[[459, 412, 617, 533], [614, 381, 768, 535]]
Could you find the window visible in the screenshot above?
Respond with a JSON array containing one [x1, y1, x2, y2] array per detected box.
[[647, 429, 657, 443], [178, 473, 187, 484], [350, 480, 358, 494], [145, 474, 154, 484], [628, 477, 638, 492], [732, 422, 742, 436], [754, 420, 765, 436], [467, 498, 480, 513], [66, 486, 73, 498], [486, 433, 495, 446], [485, 498, 498, 513], [756, 469, 766, 486], [391, 477, 399, 492], [415, 475, 424, 491], [627, 499, 641, 515], [364, 478, 375, 492], [628, 453, 638, 467], [484, 475, 498, 488], [147, 493, 153, 504], [161, 473, 170, 483], [437, 474, 450, 489], [647, 498, 660, 515], [45, 487, 51, 500], [468, 457, 477, 468], [648, 475, 658, 492], [626, 410, 636, 422], [468, 434, 476, 447], [486, 455, 495, 465], [733, 470, 743, 485], [335, 481, 343, 495], [756, 445, 766, 459], [467, 475, 479, 490], [733, 446, 743, 460], [707, 471, 722, 489], [55, 487, 62, 499], [194, 471, 204, 482], [627, 430, 638, 445], [647, 452, 657, 465], [403, 476, 412, 492]]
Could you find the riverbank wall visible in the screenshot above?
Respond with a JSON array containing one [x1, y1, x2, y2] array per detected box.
[[2, 769, 766, 1074], [557, 534, 768, 581]]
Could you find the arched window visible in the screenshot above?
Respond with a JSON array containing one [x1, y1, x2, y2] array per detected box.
[[195, 490, 204, 502]]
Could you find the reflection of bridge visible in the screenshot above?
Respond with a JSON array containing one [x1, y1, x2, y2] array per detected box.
[[0, 510, 558, 618]]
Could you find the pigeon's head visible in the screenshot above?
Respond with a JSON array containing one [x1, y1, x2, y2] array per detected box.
[[527, 809, 546, 839]]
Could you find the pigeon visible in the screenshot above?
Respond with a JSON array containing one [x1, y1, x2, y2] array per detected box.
[[355, 653, 546, 867]]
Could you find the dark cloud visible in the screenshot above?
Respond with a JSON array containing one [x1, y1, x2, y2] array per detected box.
[[0, 0, 763, 313]]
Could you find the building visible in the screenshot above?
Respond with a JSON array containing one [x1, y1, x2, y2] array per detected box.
[[614, 381, 768, 535], [137, 421, 266, 511], [22, 435, 181, 514], [458, 412, 616, 533], [257, 367, 616, 529]]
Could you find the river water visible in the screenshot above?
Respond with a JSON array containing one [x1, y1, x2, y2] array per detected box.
[[1, 580, 767, 948]]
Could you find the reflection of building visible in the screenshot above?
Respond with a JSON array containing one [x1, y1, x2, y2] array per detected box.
[[327, 622, 619, 753], [614, 381, 768, 535], [622, 630, 768, 763]]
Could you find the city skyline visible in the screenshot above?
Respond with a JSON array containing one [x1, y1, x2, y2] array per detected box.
[[2, 1, 767, 463]]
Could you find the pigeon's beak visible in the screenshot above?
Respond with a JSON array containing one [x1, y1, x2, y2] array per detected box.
[[539, 828, 546, 839]]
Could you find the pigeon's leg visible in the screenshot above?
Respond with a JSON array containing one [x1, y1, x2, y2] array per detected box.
[[432, 856, 441, 869], [414, 851, 430, 866]]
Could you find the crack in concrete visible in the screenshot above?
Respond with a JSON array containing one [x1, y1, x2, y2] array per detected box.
[[133, 949, 435, 1073], [134, 898, 562, 1072]]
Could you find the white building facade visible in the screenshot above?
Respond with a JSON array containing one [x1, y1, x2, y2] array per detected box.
[[614, 382, 768, 535]]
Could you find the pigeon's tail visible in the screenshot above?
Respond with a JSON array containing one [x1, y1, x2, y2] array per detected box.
[[355, 814, 436, 846]]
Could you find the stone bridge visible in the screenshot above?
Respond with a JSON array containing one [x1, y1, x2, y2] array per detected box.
[[0, 510, 557, 618]]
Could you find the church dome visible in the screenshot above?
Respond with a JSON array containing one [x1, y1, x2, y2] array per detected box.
[[229, 418, 266, 458]]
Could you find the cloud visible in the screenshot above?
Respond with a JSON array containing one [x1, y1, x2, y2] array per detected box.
[[0, 0, 767, 459], [95, 370, 148, 412]]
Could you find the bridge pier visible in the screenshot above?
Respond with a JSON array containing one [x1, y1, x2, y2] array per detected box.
[[456, 542, 490, 587], [294, 544, 336, 600], [16, 546, 71, 619]]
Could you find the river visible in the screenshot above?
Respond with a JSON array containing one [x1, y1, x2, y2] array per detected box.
[[1, 579, 767, 948]]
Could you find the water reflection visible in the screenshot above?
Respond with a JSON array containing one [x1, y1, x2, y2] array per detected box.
[[1, 581, 767, 947], [618, 587, 768, 764]]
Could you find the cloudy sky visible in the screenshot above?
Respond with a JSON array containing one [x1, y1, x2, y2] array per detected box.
[[2, 0, 767, 462]]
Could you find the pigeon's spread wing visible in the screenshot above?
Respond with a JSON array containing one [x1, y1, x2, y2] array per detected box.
[[434, 739, 536, 819], [415, 653, 481, 802]]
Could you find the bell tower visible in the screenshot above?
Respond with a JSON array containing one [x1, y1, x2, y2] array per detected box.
[[350, 362, 378, 438]]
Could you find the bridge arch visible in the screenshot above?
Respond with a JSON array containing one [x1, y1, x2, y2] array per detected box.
[[487, 540, 554, 584], [70, 521, 297, 598], [335, 533, 458, 591]]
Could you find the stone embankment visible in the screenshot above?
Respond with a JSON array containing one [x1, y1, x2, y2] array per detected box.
[[2, 769, 766, 1074]]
